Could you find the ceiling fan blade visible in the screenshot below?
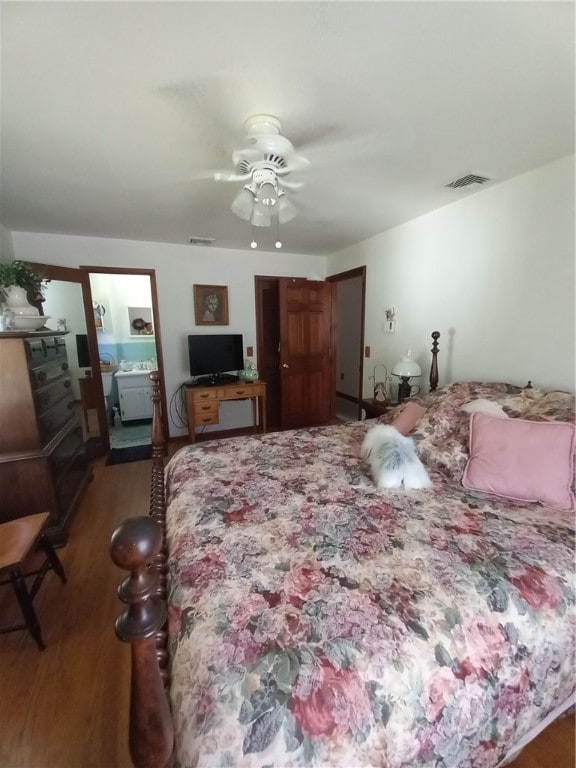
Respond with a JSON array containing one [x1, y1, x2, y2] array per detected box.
[[278, 155, 310, 174], [278, 179, 304, 191], [214, 171, 252, 183]]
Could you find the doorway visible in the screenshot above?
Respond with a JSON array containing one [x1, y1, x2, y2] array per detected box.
[[81, 267, 168, 451], [255, 276, 334, 430], [327, 267, 366, 422]]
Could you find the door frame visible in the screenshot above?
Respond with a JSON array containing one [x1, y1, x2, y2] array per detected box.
[[80, 266, 169, 448], [327, 266, 367, 421]]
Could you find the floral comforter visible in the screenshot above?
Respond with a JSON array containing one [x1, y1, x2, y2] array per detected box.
[[165, 383, 575, 768]]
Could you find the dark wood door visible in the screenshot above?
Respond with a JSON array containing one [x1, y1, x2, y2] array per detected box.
[[255, 278, 281, 431], [279, 278, 334, 429]]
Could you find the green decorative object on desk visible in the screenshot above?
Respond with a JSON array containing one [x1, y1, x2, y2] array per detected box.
[[239, 359, 259, 382]]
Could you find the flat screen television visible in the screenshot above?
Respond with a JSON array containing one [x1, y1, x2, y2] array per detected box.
[[76, 333, 91, 368], [187, 334, 244, 384]]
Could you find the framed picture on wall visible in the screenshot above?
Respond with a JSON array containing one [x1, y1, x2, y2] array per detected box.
[[193, 284, 229, 326], [128, 306, 154, 336]]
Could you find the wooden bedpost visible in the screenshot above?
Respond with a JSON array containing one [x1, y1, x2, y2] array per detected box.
[[111, 516, 174, 768], [148, 371, 171, 682], [429, 331, 440, 392]]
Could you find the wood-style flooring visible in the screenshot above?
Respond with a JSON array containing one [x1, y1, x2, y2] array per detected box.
[[0, 452, 574, 768]]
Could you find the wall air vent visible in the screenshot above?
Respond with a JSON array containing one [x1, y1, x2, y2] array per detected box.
[[189, 237, 215, 246], [445, 174, 492, 190]]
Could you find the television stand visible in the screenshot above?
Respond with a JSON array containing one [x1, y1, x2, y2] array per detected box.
[[184, 380, 267, 443], [194, 373, 239, 386]]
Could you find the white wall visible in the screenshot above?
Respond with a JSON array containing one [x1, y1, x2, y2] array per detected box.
[[0, 225, 15, 261], [11, 233, 327, 435], [328, 155, 575, 396]]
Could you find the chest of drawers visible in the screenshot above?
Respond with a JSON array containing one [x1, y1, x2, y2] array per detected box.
[[0, 331, 92, 545]]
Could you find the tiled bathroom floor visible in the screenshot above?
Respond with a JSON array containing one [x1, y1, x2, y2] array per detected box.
[[109, 420, 152, 448]]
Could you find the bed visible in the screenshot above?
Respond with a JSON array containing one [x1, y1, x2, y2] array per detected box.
[[111, 333, 575, 768]]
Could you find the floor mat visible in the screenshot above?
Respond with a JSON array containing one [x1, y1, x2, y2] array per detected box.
[[105, 444, 153, 465]]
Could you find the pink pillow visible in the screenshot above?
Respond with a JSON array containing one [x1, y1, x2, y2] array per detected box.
[[462, 412, 576, 510], [392, 402, 427, 436]]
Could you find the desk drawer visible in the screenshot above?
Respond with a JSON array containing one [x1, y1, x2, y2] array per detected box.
[[193, 400, 218, 418], [218, 384, 262, 400], [189, 388, 217, 404]]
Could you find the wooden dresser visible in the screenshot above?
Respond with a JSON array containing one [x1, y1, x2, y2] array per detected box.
[[184, 380, 267, 443], [0, 331, 92, 545]]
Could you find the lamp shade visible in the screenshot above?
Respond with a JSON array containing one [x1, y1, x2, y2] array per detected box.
[[251, 202, 272, 227], [231, 187, 255, 221], [278, 194, 296, 223], [392, 350, 421, 378]]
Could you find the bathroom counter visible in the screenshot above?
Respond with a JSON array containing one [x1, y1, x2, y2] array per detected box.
[[114, 369, 157, 378]]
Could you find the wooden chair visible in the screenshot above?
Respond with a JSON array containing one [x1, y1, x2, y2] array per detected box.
[[0, 513, 67, 650]]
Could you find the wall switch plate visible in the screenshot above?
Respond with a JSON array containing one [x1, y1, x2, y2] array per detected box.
[[365, 345, 371, 358], [383, 320, 396, 333], [246, 346, 253, 356]]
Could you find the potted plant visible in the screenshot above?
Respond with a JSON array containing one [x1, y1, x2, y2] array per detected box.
[[0, 260, 47, 307]]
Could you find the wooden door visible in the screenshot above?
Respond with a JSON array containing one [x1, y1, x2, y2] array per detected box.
[[279, 278, 334, 429]]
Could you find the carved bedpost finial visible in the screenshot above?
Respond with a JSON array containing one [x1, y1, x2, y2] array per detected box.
[[111, 517, 174, 768], [429, 331, 440, 392]]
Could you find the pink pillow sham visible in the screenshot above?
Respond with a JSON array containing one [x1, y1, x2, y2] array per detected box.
[[462, 412, 576, 510], [391, 402, 427, 436]]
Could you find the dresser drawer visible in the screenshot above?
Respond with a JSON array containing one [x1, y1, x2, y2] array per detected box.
[[34, 375, 73, 414], [49, 422, 85, 483], [25, 336, 67, 366], [53, 441, 89, 516], [38, 394, 75, 444], [29, 359, 70, 389]]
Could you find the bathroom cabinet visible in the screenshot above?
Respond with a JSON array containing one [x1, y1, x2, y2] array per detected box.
[[115, 370, 154, 422]]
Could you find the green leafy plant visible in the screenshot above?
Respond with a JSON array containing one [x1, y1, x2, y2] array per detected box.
[[0, 260, 46, 298]]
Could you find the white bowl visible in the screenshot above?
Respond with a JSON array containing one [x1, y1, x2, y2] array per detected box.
[[12, 315, 50, 331]]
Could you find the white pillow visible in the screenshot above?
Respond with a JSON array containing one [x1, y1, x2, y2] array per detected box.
[[461, 399, 509, 418]]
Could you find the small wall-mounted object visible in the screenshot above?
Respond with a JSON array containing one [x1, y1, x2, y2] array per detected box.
[[128, 306, 154, 336], [365, 345, 371, 358], [93, 302, 106, 331], [383, 307, 396, 333]]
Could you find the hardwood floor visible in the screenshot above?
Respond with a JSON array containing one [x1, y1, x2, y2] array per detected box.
[[0, 453, 574, 768]]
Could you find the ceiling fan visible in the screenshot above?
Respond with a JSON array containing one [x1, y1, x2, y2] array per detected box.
[[206, 115, 310, 227]]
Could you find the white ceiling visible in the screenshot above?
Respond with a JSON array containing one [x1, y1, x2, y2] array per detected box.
[[1, 1, 574, 257]]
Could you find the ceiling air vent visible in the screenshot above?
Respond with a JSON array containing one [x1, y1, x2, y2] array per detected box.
[[445, 173, 492, 190], [189, 236, 215, 246]]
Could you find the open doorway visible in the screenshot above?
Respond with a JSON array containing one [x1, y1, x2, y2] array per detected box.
[[327, 267, 366, 422], [81, 267, 168, 452]]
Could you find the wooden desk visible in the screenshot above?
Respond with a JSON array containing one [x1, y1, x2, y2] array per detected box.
[[184, 380, 267, 443]]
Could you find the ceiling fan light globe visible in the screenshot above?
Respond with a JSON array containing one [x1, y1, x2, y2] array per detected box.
[[278, 196, 297, 224], [231, 187, 255, 221], [251, 202, 272, 227]]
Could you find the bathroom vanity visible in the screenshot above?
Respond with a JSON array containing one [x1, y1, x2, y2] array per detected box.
[[115, 370, 155, 422]]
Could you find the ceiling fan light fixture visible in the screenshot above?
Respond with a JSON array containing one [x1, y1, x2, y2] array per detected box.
[[257, 180, 278, 206], [251, 202, 272, 227], [231, 186, 256, 221], [278, 194, 296, 224]]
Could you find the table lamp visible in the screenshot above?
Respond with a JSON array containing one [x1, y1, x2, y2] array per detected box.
[[392, 350, 422, 403]]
